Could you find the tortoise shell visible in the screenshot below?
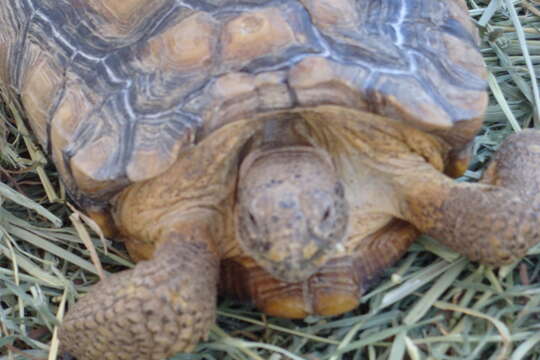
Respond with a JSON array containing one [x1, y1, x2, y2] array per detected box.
[[0, 0, 487, 207]]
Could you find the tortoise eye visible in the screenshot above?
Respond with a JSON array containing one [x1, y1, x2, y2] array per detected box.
[[248, 212, 257, 226], [322, 207, 331, 222]]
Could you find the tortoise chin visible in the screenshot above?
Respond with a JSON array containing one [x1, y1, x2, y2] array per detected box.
[[236, 147, 349, 282]]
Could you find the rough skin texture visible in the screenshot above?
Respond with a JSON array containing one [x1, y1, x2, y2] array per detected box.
[[402, 130, 540, 265], [59, 240, 218, 360]]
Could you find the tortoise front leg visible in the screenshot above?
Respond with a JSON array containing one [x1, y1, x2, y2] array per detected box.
[[401, 130, 540, 265], [59, 238, 219, 360]]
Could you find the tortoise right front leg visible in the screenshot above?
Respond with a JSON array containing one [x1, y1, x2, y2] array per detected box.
[[399, 130, 540, 265], [59, 238, 219, 360]]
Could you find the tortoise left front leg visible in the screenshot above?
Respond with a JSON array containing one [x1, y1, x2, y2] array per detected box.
[[400, 129, 540, 265], [59, 235, 219, 360]]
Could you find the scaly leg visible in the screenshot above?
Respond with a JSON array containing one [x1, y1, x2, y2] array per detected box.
[[59, 239, 218, 360], [401, 129, 540, 265]]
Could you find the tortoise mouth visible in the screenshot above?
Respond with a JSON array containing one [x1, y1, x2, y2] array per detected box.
[[248, 236, 347, 283]]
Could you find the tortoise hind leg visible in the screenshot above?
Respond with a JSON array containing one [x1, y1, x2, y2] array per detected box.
[[401, 129, 540, 265], [59, 240, 218, 360]]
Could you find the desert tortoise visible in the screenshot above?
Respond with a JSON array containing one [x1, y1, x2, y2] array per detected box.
[[1, 0, 540, 359]]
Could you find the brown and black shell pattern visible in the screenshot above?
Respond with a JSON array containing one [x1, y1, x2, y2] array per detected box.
[[0, 0, 487, 208]]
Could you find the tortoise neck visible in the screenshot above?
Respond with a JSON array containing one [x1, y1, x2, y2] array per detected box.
[[259, 114, 311, 149]]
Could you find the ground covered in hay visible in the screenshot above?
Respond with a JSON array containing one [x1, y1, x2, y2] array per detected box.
[[1, 1, 540, 359]]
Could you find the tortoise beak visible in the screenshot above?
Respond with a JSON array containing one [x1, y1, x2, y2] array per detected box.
[[250, 228, 347, 283]]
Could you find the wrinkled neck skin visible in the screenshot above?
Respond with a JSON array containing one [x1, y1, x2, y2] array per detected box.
[[235, 117, 349, 282]]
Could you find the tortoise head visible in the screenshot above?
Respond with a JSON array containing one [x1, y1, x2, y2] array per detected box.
[[237, 147, 349, 282]]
